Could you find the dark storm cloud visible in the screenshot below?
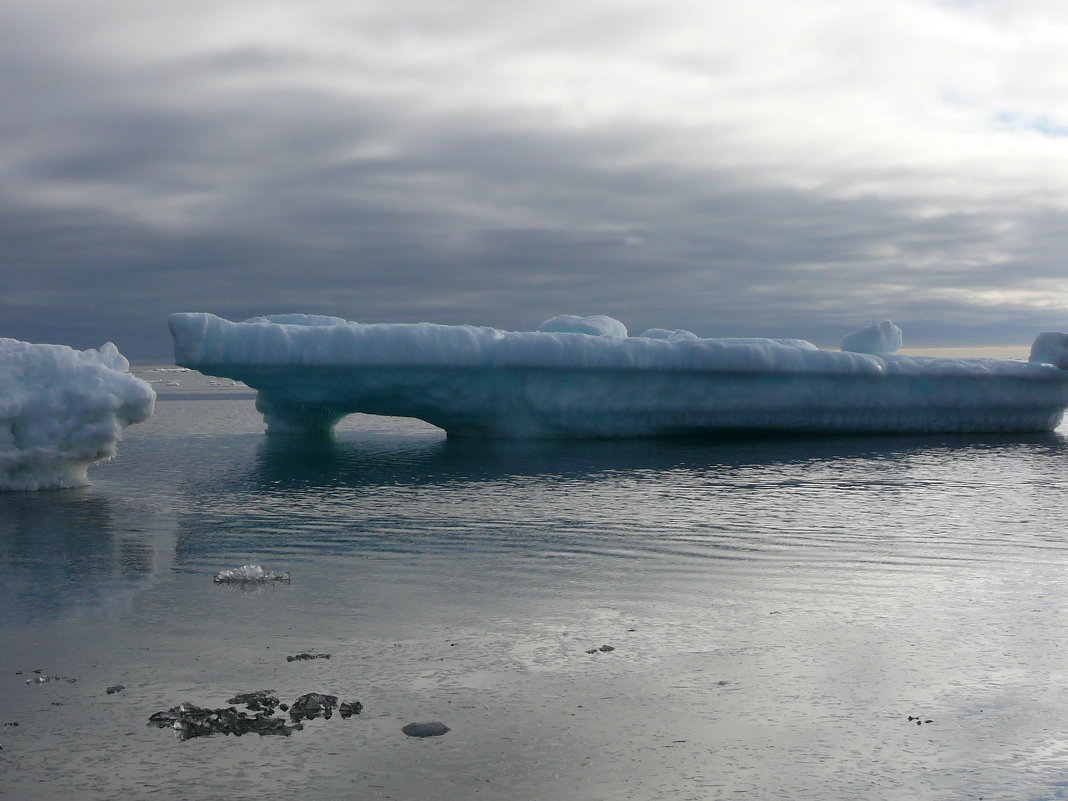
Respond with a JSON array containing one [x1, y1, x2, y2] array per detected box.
[[3, 0, 1068, 359]]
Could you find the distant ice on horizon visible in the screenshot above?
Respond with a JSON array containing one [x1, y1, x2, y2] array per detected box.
[[840, 321, 903, 354], [0, 339, 155, 491]]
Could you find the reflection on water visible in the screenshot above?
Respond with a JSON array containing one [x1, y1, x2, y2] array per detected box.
[[5, 400, 1068, 801], [169, 426, 1068, 585], [248, 427, 1068, 488], [0, 490, 175, 624]]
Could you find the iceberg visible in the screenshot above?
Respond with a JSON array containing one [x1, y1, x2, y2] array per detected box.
[[168, 313, 1068, 439], [0, 338, 155, 490]]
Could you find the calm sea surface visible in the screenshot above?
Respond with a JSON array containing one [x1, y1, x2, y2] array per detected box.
[[4, 371, 1068, 800]]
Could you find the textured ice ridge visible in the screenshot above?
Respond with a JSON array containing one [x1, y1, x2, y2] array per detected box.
[[168, 313, 1068, 439], [1, 339, 155, 490]]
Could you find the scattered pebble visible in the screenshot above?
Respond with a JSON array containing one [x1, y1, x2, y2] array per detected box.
[[149, 703, 295, 740], [227, 691, 278, 711], [286, 653, 331, 662], [402, 721, 450, 738], [106, 685, 124, 695], [339, 701, 362, 718], [288, 693, 338, 721]]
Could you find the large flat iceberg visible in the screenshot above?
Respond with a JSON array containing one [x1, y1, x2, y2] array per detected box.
[[169, 313, 1068, 439], [1, 339, 156, 490]]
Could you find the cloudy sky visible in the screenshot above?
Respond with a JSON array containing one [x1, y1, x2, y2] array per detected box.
[[3, 0, 1068, 359]]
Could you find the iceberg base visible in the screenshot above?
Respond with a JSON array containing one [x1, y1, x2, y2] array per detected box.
[[215, 365, 1068, 439]]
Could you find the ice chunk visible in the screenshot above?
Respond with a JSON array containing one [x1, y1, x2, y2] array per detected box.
[[243, 313, 351, 327], [168, 313, 1068, 438], [212, 564, 291, 584], [640, 328, 699, 341], [1030, 332, 1068, 369], [538, 315, 628, 338], [840, 321, 903, 354], [0, 338, 155, 491]]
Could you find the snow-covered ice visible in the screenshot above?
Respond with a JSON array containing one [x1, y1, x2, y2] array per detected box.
[[1029, 332, 1068, 370], [168, 312, 1068, 439], [0, 339, 155, 490], [840, 321, 903, 354]]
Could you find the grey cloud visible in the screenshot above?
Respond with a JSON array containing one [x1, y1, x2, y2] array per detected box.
[[4, 0, 1068, 360]]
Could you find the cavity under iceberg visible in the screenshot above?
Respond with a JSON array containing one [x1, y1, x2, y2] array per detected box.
[[0, 339, 156, 490], [168, 313, 1068, 439]]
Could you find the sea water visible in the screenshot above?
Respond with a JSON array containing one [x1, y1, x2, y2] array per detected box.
[[3, 374, 1068, 800]]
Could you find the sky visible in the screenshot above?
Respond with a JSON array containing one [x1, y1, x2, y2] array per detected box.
[[3, 0, 1068, 360]]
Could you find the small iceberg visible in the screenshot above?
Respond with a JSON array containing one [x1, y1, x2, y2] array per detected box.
[[0, 338, 155, 490]]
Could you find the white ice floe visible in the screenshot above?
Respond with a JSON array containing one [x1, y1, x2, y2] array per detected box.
[[0, 339, 155, 490], [840, 321, 903, 354], [168, 312, 1068, 439], [213, 564, 290, 584]]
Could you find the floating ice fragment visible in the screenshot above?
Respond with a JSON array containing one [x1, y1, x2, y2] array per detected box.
[[0, 338, 155, 490], [212, 564, 290, 584], [840, 321, 903, 354], [538, 314, 628, 338]]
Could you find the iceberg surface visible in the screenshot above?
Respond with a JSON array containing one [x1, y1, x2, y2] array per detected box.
[[168, 313, 1068, 439], [0, 339, 155, 490], [840, 321, 903, 354]]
